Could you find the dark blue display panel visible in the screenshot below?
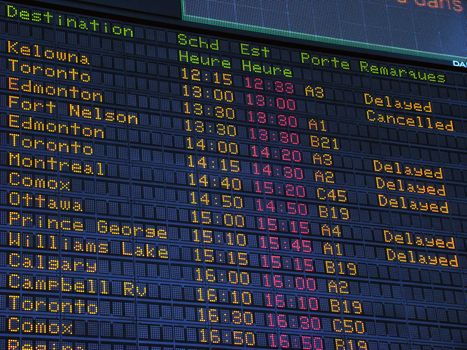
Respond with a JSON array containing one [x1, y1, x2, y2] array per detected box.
[[182, 0, 467, 68], [38, 0, 181, 19], [0, 1, 466, 350]]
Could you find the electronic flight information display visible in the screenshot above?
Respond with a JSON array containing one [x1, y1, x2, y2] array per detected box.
[[0, 1, 466, 350]]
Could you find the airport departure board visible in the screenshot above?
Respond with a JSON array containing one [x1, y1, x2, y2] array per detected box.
[[0, 1, 466, 350]]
